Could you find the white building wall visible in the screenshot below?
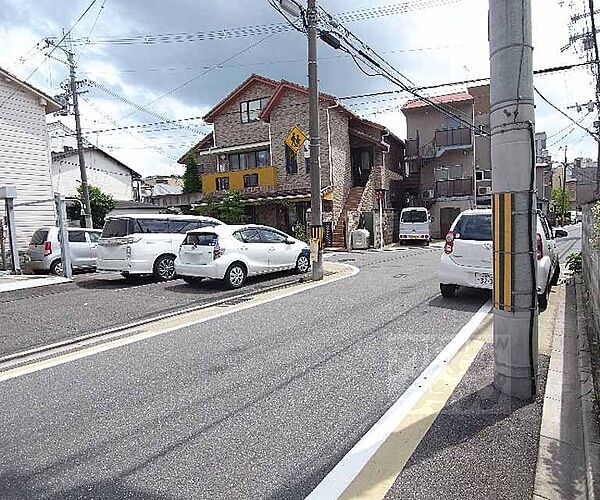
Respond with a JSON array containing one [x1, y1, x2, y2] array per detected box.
[[0, 78, 56, 251], [52, 150, 134, 201]]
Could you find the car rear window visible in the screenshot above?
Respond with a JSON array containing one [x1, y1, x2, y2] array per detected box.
[[401, 210, 428, 223], [184, 233, 218, 246], [102, 219, 132, 238], [30, 229, 49, 245], [170, 219, 219, 233], [454, 214, 492, 241]]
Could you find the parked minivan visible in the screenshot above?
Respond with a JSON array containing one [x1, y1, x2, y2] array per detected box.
[[27, 227, 103, 275], [97, 214, 222, 281], [399, 207, 431, 244]]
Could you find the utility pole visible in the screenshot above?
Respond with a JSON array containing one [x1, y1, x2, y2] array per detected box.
[[563, 146, 568, 225], [307, 0, 324, 280], [490, 0, 538, 400], [590, 0, 600, 194], [67, 48, 93, 228]]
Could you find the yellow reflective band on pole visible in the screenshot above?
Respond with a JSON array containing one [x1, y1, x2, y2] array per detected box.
[[503, 192, 512, 312], [493, 192, 513, 312]]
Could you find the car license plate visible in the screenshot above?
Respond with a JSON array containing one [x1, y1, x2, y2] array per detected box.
[[475, 272, 493, 289]]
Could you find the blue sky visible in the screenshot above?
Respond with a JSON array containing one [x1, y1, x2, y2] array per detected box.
[[1, 0, 597, 176]]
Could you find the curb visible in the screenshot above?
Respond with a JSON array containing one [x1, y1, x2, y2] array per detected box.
[[575, 276, 600, 500]]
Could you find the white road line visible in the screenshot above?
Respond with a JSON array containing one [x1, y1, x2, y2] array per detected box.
[[0, 265, 359, 383], [305, 299, 493, 500]]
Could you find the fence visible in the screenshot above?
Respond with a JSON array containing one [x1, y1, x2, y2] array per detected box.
[[582, 201, 600, 340]]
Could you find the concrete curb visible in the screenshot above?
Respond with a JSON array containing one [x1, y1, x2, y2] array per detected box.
[[575, 276, 600, 500]]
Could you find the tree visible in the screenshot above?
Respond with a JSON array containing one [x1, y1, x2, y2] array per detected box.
[[194, 191, 247, 224], [182, 153, 201, 193], [77, 184, 116, 229], [551, 187, 572, 225]]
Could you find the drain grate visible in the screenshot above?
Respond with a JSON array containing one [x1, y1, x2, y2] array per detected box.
[[216, 297, 254, 307]]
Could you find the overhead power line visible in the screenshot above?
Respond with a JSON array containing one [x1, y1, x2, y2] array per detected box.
[[0, 0, 99, 110], [534, 86, 599, 142], [50, 0, 463, 46]]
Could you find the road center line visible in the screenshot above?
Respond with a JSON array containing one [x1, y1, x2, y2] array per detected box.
[[0, 264, 359, 383], [305, 299, 493, 500]]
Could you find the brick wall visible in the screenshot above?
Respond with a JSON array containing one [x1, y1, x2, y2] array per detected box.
[[328, 109, 352, 227], [373, 209, 399, 247], [211, 81, 276, 148]]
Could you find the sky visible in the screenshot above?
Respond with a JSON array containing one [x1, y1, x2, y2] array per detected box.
[[0, 0, 597, 177]]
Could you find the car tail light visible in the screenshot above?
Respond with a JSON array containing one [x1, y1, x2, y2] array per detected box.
[[536, 233, 543, 260], [44, 241, 52, 256], [213, 240, 225, 260], [444, 231, 455, 254]]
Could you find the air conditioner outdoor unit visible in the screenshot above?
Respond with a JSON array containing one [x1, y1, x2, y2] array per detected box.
[[422, 189, 434, 199], [478, 186, 492, 196]]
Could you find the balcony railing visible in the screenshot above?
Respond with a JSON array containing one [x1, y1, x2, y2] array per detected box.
[[435, 178, 473, 198], [435, 127, 472, 148], [202, 166, 277, 193]]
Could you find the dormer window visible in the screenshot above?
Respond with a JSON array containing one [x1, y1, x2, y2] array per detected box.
[[240, 97, 269, 123]]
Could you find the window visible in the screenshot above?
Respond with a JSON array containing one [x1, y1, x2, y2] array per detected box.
[[257, 150, 270, 167], [238, 228, 262, 243], [30, 230, 48, 245], [258, 228, 288, 243], [540, 216, 552, 240], [448, 165, 463, 180], [401, 210, 428, 223], [88, 232, 100, 243], [285, 145, 298, 174], [228, 150, 270, 171], [445, 117, 462, 130], [475, 170, 483, 181], [68, 230, 86, 243], [453, 214, 492, 241], [244, 173, 259, 188], [185, 233, 218, 246], [170, 220, 219, 234], [216, 177, 230, 191], [101, 219, 132, 238], [435, 167, 449, 181], [135, 219, 170, 234], [483, 170, 492, 180], [240, 97, 269, 123]]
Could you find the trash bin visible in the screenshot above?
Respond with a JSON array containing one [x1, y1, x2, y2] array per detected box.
[[351, 228, 370, 249]]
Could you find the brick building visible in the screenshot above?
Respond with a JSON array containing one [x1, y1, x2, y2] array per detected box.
[[171, 74, 405, 246]]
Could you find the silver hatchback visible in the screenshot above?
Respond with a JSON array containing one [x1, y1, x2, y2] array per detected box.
[[27, 227, 102, 275]]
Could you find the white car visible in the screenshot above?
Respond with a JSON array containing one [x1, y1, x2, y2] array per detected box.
[[97, 214, 222, 281], [175, 224, 311, 289], [398, 207, 431, 244], [439, 209, 565, 309]]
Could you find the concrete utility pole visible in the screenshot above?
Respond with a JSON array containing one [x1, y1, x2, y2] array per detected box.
[[307, 0, 324, 280], [589, 0, 600, 194], [489, 0, 538, 400], [563, 146, 568, 225], [67, 49, 93, 228]]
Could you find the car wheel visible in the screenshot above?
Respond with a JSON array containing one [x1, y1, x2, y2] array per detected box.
[[550, 264, 560, 286], [295, 254, 310, 274], [224, 263, 246, 289], [424, 240, 430, 246], [50, 259, 63, 276], [440, 284, 457, 298], [182, 276, 204, 285], [153, 255, 176, 281]]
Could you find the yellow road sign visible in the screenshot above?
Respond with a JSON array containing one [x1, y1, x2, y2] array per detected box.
[[285, 125, 308, 153]]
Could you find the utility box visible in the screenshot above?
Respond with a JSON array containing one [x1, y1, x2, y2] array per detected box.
[[351, 228, 370, 250]]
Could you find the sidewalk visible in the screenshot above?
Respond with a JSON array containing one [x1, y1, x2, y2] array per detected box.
[[0, 272, 71, 293], [309, 279, 600, 499]]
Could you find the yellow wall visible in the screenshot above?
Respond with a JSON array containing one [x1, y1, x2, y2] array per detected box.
[[201, 166, 278, 193]]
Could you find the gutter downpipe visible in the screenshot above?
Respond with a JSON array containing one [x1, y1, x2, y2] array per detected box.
[[326, 101, 340, 187], [380, 129, 391, 250]]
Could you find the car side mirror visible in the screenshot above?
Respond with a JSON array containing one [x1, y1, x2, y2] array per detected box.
[[554, 229, 568, 238], [285, 238, 295, 245]]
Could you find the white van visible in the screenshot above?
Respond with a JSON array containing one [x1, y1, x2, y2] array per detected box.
[[399, 207, 431, 244], [97, 214, 222, 280]]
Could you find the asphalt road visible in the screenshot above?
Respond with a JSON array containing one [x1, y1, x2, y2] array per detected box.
[[0, 246, 489, 499], [555, 222, 582, 263], [0, 268, 307, 358]]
